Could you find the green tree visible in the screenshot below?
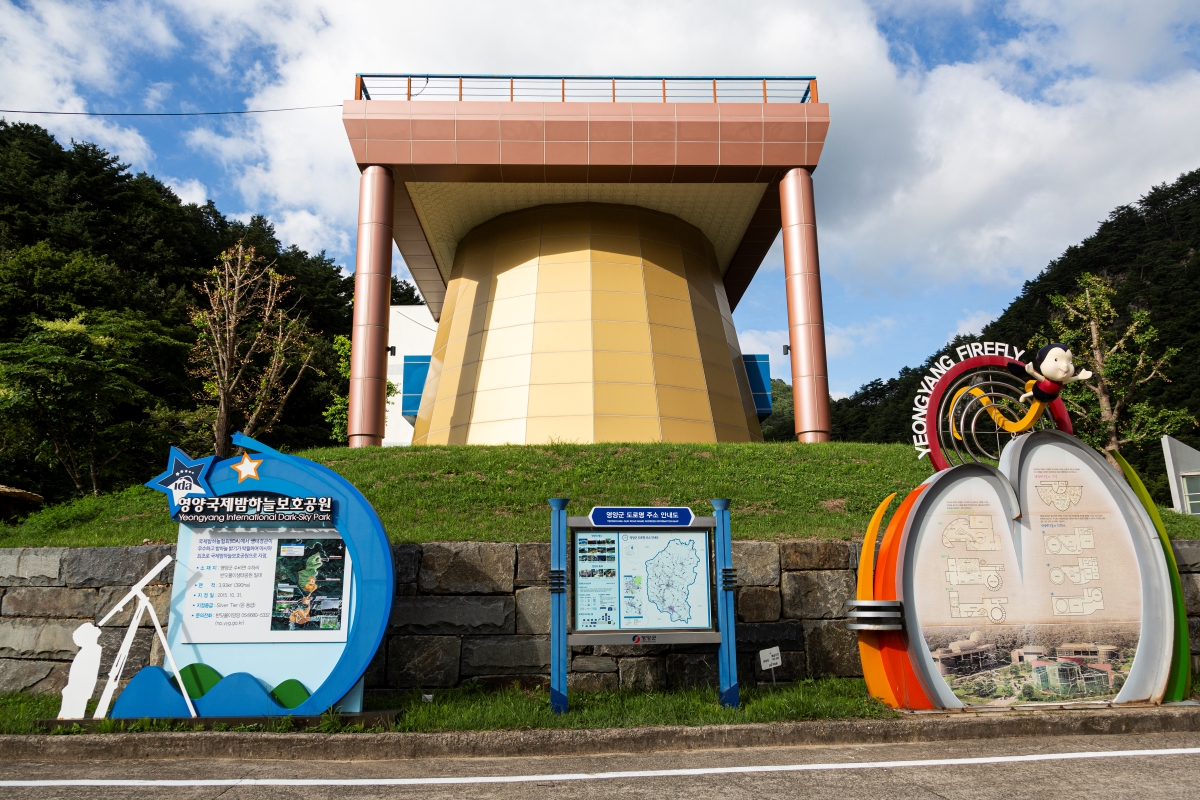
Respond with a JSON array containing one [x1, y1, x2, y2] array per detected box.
[[1042, 272, 1194, 463], [190, 242, 317, 457], [391, 277, 424, 305], [0, 312, 190, 496], [759, 379, 796, 442]]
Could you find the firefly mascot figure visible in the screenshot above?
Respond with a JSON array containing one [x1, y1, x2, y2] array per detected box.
[[1007, 343, 1092, 404]]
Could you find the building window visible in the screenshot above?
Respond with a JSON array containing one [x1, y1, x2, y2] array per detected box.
[[1184, 474, 1200, 515]]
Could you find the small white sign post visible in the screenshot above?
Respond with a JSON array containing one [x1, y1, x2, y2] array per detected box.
[[759, 646, 782, 685]]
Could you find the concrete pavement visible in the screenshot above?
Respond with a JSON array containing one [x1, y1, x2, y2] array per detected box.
[[2, 730, 1199, 799]]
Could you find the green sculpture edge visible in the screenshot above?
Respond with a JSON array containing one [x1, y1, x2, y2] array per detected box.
[[1112, 450, 1192, 701], [269, 678, 312, 709], [172, 662, 223, 699], [169, 663, 311, 708]]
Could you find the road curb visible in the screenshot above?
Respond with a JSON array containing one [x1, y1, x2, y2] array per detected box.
[[3, 706, 1199, 762]]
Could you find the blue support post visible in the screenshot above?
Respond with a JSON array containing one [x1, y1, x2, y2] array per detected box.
[[712, 499, 739, 708], [548, 498, 569, 713]]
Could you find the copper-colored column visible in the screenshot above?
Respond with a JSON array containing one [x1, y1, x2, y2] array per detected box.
[[347, 165, 395, 448], [780, 167, 831, 443]]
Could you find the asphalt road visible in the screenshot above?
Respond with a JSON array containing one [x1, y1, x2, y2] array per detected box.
[[3, 731, 1199, 799]]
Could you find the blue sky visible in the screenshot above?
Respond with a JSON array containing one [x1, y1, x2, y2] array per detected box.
[[4, 1, 1200, 396]]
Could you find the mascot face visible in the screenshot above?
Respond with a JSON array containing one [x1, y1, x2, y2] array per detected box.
[[1040, 346, 1077, 382]]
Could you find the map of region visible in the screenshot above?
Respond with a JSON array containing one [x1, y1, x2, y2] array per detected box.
[[644, 539, 700, 623], [271, 539, 347, 632]]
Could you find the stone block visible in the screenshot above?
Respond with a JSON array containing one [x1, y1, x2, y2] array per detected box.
[[0, 618, 80, 660], [364, 641, 388, 690], [2, 587, 97, 618], [731, 541, 779, 586], [388, 636, 460, 688], [1174, 540, 1200, 573], [515, 587, 550, 635], [736, 586, 781, 622], [804, 620, 862, 677], [98, 626, 153, 677], [619, 656, 665, 690], [0, 548, 65, 587], [0, 658, 69, 695], [1191, 617, 1200, 654], [61, 545, 175, 588], [418, 542, 515, 594], [735, 621, 805, 651], [395, 583, 417, 597], [781, 570, 856, 619], [754, 649, 807, 683], [95, 584, 170, 627], [461, 635, 550, 676], [148, 634, 165, 668], [392, 544, 420, 585], [390, 596, 514, 635], [569, 671, 617, 692], [516, 543, 550, 586], [571, 655, 617, 673], [1182, 574, 1200, 617], [595, 644, 670, 656], [737, 652, 758, 686], [780, 541, 851, 571], [666, 653, 718, 689]]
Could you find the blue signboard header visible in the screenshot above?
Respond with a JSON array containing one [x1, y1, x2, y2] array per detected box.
[[588, 507, 695, 527]]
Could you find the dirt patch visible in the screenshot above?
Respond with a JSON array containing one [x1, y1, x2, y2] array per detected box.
[[820, 498, 849, 513]]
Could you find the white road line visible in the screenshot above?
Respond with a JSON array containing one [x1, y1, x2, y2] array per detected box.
[[2, 746, 1198, 787]]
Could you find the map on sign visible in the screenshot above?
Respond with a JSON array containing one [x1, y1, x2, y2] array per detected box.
[[574, 530, 711, 631], [271, 538, 348, 632]]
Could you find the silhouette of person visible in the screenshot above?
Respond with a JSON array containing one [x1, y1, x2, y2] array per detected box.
[[58, 622, 103, 719]]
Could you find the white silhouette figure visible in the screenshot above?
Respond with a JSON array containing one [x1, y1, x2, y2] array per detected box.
[[57, 623, 102, 719]]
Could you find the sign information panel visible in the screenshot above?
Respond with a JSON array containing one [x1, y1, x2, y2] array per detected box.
[[574, 530, 711, 632], [180, 528, 351, 645]]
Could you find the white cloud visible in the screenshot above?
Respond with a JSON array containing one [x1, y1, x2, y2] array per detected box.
[[162, 176, 207, 205], [738, 329, 791, 384], [0, 0, 177, 167], [4, 0, 1200, 326], [826, 318, 897, 359], [272, 208, 348, 257], [953, 309, 997, 337]]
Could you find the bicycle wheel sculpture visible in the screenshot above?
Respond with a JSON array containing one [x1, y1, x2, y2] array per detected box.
[[925, 355, 1074, 472]]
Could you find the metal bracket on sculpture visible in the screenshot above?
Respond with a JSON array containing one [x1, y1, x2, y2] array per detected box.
[[843, 599, 904, 631]]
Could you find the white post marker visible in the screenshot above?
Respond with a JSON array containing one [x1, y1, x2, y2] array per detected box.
[[759, 646, 782, 685], [87, 555, 197, 720]]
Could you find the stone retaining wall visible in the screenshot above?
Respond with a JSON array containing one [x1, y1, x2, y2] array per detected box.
[[3, 540, 1199, 696]]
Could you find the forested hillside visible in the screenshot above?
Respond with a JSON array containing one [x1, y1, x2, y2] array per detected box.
[[0, 122, 402, 503], [828, 167, 1200, 502]]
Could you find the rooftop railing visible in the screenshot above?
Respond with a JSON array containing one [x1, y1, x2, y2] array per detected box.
[[353, 74, 818, 104]]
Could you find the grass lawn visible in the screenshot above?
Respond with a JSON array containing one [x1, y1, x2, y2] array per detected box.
[[0, 678, 889, 735], [2, 442, 933, 547], [4, 440, 1199, 548]]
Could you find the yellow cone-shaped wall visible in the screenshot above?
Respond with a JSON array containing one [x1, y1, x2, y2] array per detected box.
[[412, 203, 764, 445]]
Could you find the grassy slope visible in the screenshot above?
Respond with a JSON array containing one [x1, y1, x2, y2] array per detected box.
[[0, 679, 887, 734], [4, 441, 1200, 548]]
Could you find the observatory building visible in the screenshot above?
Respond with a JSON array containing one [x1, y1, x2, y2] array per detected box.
[[342, 74, 830, 446]]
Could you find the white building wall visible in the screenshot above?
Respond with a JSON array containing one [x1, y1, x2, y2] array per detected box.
[[384, 305, 438, 447]]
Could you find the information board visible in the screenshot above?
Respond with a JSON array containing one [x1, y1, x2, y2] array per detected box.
[[179, 527, 351, 645], [574, 530, 711, 631]]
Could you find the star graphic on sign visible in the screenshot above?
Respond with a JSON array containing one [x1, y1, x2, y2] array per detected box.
[[146, 447, 215, 510], [232, 452, 263, 482]]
